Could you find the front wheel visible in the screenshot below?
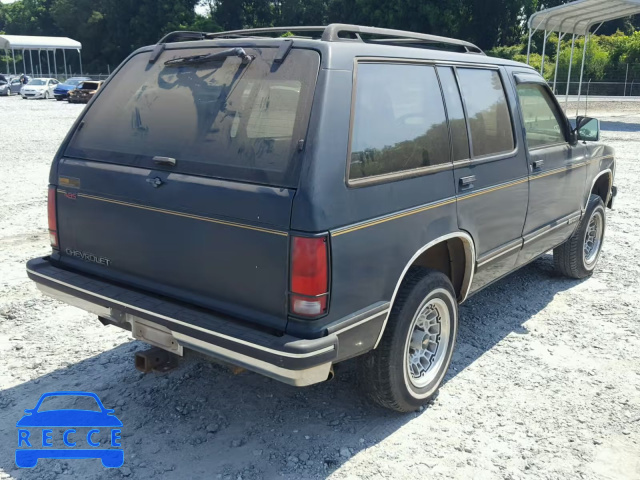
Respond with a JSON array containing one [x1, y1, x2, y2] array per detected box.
[[357, 268, 458, 412], [554, 194, 606, 279]]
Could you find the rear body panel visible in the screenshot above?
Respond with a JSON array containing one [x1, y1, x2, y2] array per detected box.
[[55, 159, 293, 330]]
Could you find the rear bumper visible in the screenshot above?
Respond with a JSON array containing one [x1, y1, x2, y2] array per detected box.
[[26, 257, 387, 386]]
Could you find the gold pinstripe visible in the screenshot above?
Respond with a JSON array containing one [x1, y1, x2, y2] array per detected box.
[[332, 198, 457, 236], [55, 155, 613, 239], [58, 191, 288, 237], [332, 154, 614, 236], [457, 177, 528, 201]]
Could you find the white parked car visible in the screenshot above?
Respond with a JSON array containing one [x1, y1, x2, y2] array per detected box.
[[21, 78, 59, 99]]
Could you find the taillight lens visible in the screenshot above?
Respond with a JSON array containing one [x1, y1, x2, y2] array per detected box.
[[290, 236, 329, 317], [48, 186, 58, 248]]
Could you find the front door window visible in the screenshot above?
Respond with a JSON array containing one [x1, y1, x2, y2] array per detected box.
[[516, 83, 566, 149]]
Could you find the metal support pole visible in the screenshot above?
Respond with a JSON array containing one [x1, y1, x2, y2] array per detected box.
[[586, 79, 591, 116], [624, 63, 629, 96], [526, 28, 533, 64], [29, 50, 34, 76], [564, 34, 576, 109], [5, 49, 8, 76], [22, 49, 26, 76], [46, 50, 51, 77], [576, 33, 590, 117], [54, 49, 57, 80], [552, 32, 564, 93], [12, 49, 16, 75], [63, 49, 68, 79], [78, 50, 83, 75], [540, 30, 548, 75], [38, 49, 42, 77]]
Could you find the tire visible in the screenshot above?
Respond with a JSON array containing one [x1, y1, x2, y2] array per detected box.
[[554, 194, 606, 279], [357, 267, 458, 412], [56, 96, 62, 101]]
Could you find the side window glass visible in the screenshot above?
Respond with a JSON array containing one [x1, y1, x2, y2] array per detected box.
[[349, 63, 450, 181], [516, 83, 566, 149], [456, 68, 515, 157], [437, 67, 470, 161]]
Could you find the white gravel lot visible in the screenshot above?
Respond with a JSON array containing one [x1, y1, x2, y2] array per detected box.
[[0, 96, 639, 480]]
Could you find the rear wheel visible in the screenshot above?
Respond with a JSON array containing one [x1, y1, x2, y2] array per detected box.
[[554, 194, 606, 279], [357, 268, 458, 412]]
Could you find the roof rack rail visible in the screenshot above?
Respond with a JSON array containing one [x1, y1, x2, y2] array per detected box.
[[204, 24, 484, 54], [154, 25, 484, 56], [322, 24, 484, 54], [149, 31, 207, 64], [205, 26, 327, 39]]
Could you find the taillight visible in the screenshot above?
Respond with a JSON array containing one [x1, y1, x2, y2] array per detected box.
[[48, 186, 58, 249], [290, 236, 329, 317]]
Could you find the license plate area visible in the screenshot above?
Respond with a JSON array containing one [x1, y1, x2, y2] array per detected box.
[[129, 316, 183, 355]]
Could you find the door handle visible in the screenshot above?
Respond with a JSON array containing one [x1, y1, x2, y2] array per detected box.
[[153, 156, 177, 167], [459, 175, 476, 190], [532, 159, 544, 170]]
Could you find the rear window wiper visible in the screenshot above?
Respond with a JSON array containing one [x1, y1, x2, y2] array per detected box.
[[164, 47, 254, 67]]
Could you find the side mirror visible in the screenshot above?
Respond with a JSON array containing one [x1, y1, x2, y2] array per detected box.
[[576, 116, 600, 142]]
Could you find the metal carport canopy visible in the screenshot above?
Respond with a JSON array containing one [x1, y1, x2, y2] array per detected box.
[[0, 35, 82, 78], [529, 0, 640, 35], [0, 35, 81, 50], [526, 0, 640, 115]]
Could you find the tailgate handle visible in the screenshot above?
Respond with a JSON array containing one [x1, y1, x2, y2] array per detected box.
[[153, 156, 176, 166]]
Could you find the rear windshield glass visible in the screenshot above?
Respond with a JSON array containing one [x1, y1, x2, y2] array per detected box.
[[65, 47, 320, 187]]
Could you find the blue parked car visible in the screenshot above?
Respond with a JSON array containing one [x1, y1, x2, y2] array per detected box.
[[53, 77, 92, 101], [16, 391, 123, 468]]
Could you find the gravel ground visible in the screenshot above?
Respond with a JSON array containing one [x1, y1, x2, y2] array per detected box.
[[0, 96, 639, 480]]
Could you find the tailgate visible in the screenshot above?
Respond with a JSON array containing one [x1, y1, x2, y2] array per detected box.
[[50, 44, 321, 331], [55, 159, 293, 330]]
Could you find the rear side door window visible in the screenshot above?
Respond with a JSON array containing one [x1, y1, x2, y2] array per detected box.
[[456, 68, 515, 158], [348, 63, 450, 182], [516, 83, 566, 149]]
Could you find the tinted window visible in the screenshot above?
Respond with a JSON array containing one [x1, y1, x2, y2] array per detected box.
[[65, 48, 320, 187], [516, 83, 566, 148], [349, 63, 449, 181], [457, 68, 514, 157], [437, 67, 470, 161]]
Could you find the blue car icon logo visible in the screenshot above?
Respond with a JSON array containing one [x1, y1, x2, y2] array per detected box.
[[16, 391, 123, 468]]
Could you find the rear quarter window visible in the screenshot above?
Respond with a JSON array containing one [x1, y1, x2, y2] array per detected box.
[[348, 63, 450, 182]]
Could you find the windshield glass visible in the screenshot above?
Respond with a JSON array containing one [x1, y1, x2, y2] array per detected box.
[[66, 79, 84, 86], [65, 47, 320, 187], [29, 80, 46, 86]]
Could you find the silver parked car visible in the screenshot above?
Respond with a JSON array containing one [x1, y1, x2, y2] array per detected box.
[[21, 78, 59, 99], [0, 78, 25, 96]]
